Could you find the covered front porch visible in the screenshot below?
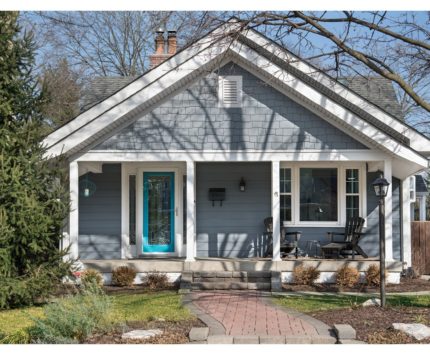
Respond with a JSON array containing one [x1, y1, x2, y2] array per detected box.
[[65, 149, 414, 268]]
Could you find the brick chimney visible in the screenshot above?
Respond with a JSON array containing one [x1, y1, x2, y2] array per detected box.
[[149, 28, 177, 69]]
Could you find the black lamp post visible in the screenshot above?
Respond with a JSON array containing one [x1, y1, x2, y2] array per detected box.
[[372, 172, 390, 307]]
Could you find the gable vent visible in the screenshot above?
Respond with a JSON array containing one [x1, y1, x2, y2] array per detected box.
[[219, 76, 242, 107]]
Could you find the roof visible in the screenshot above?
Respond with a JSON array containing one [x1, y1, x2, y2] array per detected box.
[[80, 76, 137, 112], [81, 75, 405, 119], [43, 19, 430, 175], [415, 174, 429, 194]]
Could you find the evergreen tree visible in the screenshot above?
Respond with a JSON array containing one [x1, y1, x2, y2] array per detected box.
[[0, 11, 70, 308]]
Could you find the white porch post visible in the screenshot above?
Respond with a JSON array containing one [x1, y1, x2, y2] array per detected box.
[[121, 163, 130, 259], [402, 177, 412, 267], [419, 196, 426, 221], [384, 159, 393, 261], [186, 160, 196, 262], [271, 160, 281, 261], [69, 161, 79, 260]]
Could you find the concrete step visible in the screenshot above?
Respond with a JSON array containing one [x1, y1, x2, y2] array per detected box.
[[181, 271, 274, 290]]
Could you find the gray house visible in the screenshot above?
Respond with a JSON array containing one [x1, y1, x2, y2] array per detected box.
[[44, 20, 430, 284]]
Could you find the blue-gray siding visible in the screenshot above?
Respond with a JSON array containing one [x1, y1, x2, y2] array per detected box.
[[196, 164, 401, 259], [79, 164, 122, 259], [196, 162, 271, 257], [95, 63, 367, 151]]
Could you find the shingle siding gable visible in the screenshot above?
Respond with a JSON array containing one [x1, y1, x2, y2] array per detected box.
[[94, 63, 367, 151]]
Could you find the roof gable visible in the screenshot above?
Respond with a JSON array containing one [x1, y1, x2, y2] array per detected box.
[[43, 19, 429, 168]]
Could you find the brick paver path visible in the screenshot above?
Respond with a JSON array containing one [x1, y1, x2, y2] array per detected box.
[[192, 291, 320, 337]]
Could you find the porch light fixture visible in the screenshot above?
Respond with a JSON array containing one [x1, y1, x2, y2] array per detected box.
[[372, 171, 390, 308], [80, 172, 96, 198], [239, 177, 246, 192]]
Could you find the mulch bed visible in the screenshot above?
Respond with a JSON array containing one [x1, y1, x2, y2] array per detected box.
[[85, 319, 206, 344], [310, 305, 430, 344], [282, 277, 430, 293]]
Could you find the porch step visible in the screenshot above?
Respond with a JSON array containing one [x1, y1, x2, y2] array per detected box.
[[180, 271, 278, 291]]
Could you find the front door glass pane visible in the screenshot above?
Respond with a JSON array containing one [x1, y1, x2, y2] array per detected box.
[[148, 175, 172, 245]]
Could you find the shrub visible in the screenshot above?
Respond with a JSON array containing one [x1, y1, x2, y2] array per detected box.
[[112, 266, 136, 287], [28, 288, 112, 343], [335, 265, 360, 289], [292, 266, 320, 285], [80, 269, 104, 289], [365, 264, 387, 286], [144, 271, 169, 290]]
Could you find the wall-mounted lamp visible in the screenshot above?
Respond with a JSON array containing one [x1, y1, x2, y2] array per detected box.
[[239, 177, 246, 192]]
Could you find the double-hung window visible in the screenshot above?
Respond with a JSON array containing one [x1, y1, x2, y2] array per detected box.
[[280, 168, 292, 222], [345, 169, 360, 219]]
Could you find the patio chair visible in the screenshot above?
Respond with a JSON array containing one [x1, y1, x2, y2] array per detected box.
[[321, 217, 367, 259], [263, 217, 302, 259]]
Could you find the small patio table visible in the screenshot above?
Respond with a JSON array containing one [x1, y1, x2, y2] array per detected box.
[[321, 242, 344, 259]]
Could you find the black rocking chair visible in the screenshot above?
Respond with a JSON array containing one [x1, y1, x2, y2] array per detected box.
[[321, 217, 367, 259], [263, 217, 301, 259]]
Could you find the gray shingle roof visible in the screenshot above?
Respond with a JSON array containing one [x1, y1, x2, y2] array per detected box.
[[80, 76, 137, 112], [339, 77, 404, 119], [416, 174, 429, 194]]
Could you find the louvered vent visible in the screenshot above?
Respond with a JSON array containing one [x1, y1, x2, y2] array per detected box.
[[219, 76, 242, 107]]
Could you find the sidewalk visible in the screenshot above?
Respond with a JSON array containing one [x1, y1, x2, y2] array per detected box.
[[184, 290, 336, 344]]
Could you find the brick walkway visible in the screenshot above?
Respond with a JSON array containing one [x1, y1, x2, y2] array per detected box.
[[192, 291, 320, 337]]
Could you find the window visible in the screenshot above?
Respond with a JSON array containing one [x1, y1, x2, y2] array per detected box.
[[299, 168, 338, 222], [129, 175, 136, 245], [218, 76, 242, 107], [346, 169, 360, 219], [280, 168, 292, 222]]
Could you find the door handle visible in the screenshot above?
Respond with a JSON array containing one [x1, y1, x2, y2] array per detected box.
[[175, 207, 178, 216]]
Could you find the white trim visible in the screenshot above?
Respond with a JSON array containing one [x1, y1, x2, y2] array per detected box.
[[186, 161, 196, 262], [78, 162, 103, 176], [419, 196, 427, 222], [402, 177, 412, 267], [69, 161, 79, 260], [120, 164, 130, 259], [271, 161, 281, 261], [280, 161, 367, 227], [409, 176, 416, 203], [77, 149, 389, 162], [244, 28, 430, 153], [384, 159, 393, 261]]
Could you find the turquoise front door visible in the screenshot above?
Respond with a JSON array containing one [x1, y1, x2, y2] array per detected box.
[[143, 172, 175, 253]]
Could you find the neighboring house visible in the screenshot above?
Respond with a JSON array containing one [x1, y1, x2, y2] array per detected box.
[[44, 20, 430, 284], [413, 174, 429, 221]]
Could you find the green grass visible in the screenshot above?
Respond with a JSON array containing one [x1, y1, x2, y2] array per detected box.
[[0, 291, 192, 339], [273, 294, 430, 313]]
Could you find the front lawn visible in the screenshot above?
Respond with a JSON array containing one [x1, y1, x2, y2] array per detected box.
[[0, 291, 194, 343], [273, 293, 430, 343]]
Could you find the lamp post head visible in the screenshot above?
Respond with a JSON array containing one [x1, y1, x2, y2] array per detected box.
[[372, 174, 390, 198]]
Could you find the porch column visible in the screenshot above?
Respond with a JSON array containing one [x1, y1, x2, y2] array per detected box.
[[271, 160, 281, 261], [402, 177, 412, 267], [69, 161, 79, 260], [384, 159, 393, 261], [186, 160, 196, 262], [419, 196, 427, 221]]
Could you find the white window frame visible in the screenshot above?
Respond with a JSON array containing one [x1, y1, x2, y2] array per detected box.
[[280, 167, 293, 222], [280, 162, 367, 227], [218, 75, 242, 108]]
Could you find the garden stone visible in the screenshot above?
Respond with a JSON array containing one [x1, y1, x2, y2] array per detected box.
[[362, 298, 381, 307], [189, 327, 209, 341], [121, 329, 163, 340], [333, 324, 356, 339], [392, 323, 430, 341]]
